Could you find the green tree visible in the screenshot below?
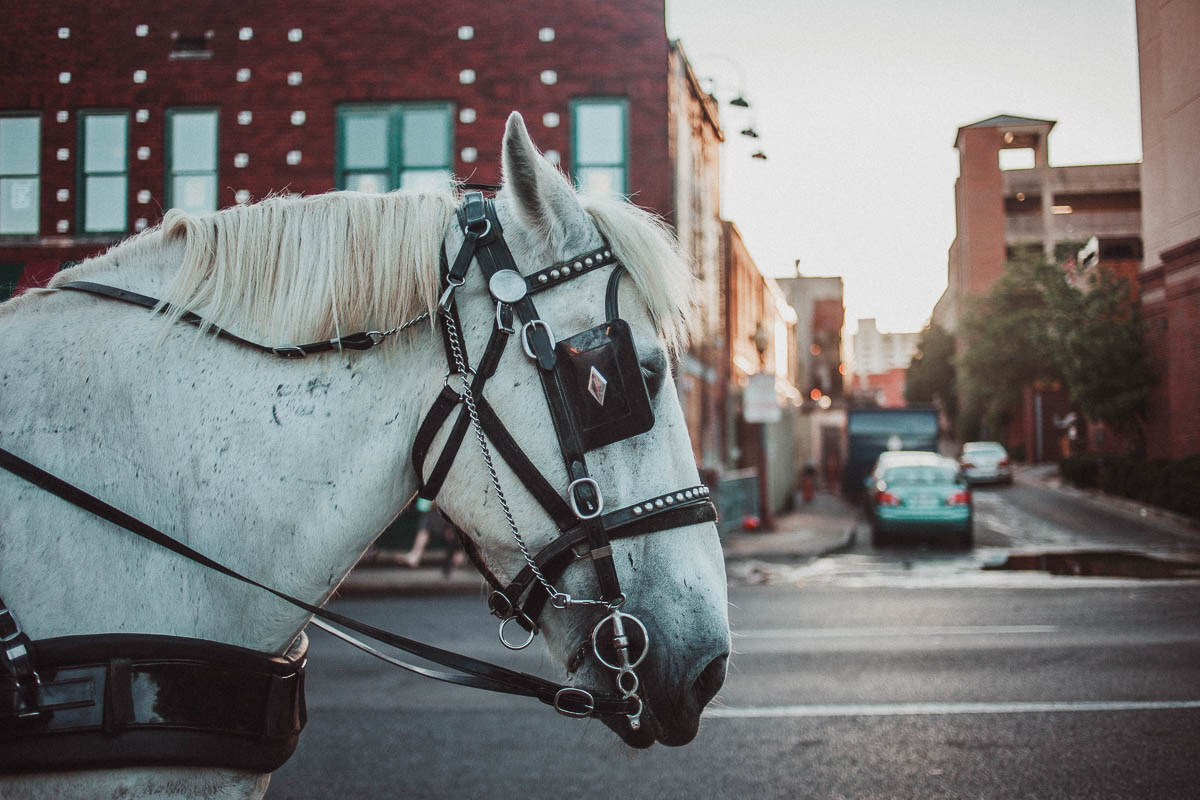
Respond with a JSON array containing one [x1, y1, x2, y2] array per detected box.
[[1056, 266, 1154, 448], [958, 257, 1068, 438], [958, 255, 1154, 452], [905, 322, 958, 425]]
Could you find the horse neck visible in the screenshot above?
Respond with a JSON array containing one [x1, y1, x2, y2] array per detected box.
[[0, 243, 444, 654]]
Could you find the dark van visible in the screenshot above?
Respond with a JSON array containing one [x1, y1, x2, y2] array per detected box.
[[842, 406, 940, 498]]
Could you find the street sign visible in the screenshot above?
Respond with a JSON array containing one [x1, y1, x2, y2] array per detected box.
[[743, 372, 781, 423]]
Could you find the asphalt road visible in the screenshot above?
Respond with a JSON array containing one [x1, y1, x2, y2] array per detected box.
[[268, 483, 1200, 799]]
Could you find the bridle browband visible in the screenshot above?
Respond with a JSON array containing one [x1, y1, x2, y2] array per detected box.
[[0, 191, 717, 757]]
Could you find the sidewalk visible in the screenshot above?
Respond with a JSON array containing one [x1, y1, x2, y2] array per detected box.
[[1014, 463, 1200, 533], [338, 491, 860, 596]]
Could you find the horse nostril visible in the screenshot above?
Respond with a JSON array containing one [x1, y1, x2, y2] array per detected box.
[[692, 653, 727, 709]]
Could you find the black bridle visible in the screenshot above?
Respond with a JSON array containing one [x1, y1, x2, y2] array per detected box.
[[0, 191, 716, 757]]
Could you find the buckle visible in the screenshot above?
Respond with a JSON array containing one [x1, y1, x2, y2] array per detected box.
[[520, 319, 557, 361], [567, 477, 604, 520], [271, 345, 307, 359], [553, 687, 595, 718]]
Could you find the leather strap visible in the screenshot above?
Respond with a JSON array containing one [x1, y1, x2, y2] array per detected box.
[[58, 282, 391, 359], [0, 447, 637, 718]]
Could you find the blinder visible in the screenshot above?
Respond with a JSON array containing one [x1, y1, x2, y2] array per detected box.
[[556, 317, 654, 451]]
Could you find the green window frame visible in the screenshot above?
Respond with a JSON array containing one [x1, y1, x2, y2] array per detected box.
[[336, 103, 454, 193], [166, 108, 219, 215], [0, 114, 41, 236], [570, 98, 629, 197], [78, 110, 129, 234]]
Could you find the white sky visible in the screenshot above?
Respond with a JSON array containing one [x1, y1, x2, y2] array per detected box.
[[665, 0, 1143, 335]]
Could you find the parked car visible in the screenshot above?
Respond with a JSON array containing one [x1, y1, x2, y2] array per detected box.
[[958, 441, 1013, 485], [865, 451, 973, 548]]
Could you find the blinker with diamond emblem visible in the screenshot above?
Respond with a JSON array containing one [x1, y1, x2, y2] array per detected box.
[[587, 366, 608, 405]]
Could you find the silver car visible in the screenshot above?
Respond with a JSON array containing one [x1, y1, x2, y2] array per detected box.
[[958, 441, 1013, 485]]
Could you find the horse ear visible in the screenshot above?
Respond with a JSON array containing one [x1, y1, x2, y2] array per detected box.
[[501, 112, 586, 243]]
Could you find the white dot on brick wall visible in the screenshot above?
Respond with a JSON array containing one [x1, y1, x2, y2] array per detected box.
[[57, 220, 69, 233], [239, 27, 253, 41], [135, 218, 148, 231], [56, 189, 70, 202], [286, 150, 302, 165], [235, 189, 251, 204], [135, 24, 148, 37], [458, 26, 474, 40], [58, 72, 71, 84], [237, 68, 251, 82], [56, 148, 70, 161], [538, 27, 555, 42], [459, 69, 475, 84], [238, 110, 253, 125], [133, 70, 147, 84], [56, 110, 69, 123], [290, 110, 306, 125], [234, 153, 249, 168], [461, 147, 478, 163], [287, 71, 302, 86], [137, 146, 150, 160], [137, 190, 151, 204], [58, 27, 70, 39], [540, 70, 557, 85], [459, 108, 476, 124], [542, 112, 560, 128], [288, 28, 302, 42], [545, 149, 561, 165], [136, 109, 150, 123]]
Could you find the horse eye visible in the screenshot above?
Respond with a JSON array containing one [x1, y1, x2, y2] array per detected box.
[[640, 352, 668, 400]]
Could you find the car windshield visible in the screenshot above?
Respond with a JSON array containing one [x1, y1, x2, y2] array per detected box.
[[883, 465, 959, 485], [964, 443, 1005, 455]]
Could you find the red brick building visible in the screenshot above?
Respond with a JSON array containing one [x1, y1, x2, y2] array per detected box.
[[1136, 0, 1200, 460], [0, 0, 682, 295]]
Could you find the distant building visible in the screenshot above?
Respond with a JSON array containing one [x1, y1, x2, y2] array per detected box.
[[1136, 0, 1200, 460], [932, 114, 1142, 331], [776, 275, 844, 400], [849, 318, 920, 408]]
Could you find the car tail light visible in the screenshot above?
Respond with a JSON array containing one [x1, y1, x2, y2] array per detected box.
[[876, 490, 902, 506], [946, 491, 971, 506], [960, 461, 974, 469], [998, 458, 1010, 468]]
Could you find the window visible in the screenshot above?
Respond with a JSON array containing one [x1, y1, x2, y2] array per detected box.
[[79, 111, 129, 234], [167, 109, 218, 214], [337, 104, 453, 193], [0, 262, 23, 300], [570, 99, 628, 196], [0, 115, 40, 235]]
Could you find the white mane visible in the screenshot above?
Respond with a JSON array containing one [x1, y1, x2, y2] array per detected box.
[[14, 188, 695, 351]]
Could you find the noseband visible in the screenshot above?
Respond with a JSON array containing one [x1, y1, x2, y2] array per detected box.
[[413, 193, 716, 727], [0, 191, 717, 760]]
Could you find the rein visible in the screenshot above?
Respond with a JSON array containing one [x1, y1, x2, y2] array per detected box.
[[0, 192, 717, 756]]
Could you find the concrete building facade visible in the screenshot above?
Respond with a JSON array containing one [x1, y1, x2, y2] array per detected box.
[[1136, 0, 1200, 460], [933, 114, 1142, 331]]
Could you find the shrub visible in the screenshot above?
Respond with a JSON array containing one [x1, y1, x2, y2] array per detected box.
[[1059, 454, 1200, 520]]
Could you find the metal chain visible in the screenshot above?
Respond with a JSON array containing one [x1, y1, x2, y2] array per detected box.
[[441, 309, 608, 609]]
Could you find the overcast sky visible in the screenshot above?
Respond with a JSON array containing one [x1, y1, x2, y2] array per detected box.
[[665, 0, 1143, 335]]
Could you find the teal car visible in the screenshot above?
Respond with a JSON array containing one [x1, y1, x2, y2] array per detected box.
[[866, 451, 973, 548]]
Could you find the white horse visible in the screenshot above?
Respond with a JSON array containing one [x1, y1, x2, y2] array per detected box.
[[0, 113, 729, 799]]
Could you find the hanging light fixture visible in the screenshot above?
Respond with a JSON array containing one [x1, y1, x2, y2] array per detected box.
[[740, 127, 759, 138], [751, 151, 768, 160], [729, 95, 750, 108]]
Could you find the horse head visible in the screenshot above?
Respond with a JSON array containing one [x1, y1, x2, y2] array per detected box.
[[432, 113, 729, 747]]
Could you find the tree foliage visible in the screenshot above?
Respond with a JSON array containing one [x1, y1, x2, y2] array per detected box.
[[957, 255, 1153, 450], [905, 322, 958, 424]]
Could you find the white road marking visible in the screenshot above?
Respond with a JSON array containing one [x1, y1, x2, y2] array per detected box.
[[706, 700, 1200, 719], [734, 625, 1059, 639]]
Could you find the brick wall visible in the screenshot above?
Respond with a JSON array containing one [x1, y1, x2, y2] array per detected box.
[[1, 0, 673, 278]]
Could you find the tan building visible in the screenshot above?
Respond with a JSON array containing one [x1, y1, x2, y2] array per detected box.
[[933, 115, 1142, 331], [1136, 0, 1200, 460]]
